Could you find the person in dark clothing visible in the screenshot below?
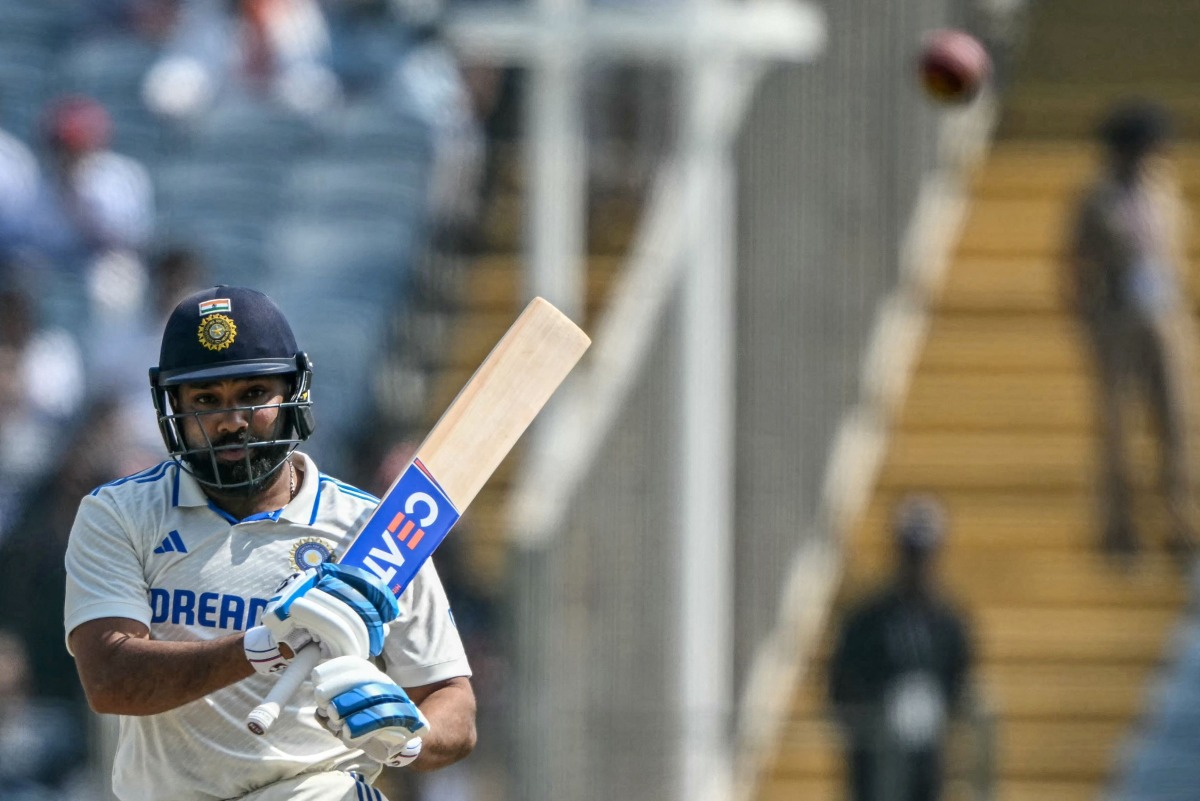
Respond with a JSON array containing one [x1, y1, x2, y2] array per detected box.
[[828, 495, 973, 801]]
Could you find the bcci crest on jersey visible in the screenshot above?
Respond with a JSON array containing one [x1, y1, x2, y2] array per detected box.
[[339, 459, 460, 597], [290, 537, 334, 570]]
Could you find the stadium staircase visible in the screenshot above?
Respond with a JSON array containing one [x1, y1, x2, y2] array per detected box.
[[755, 1, 1200, 796], [756, 141, 1199, 801]]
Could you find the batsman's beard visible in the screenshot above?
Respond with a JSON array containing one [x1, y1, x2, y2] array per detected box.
[[184, 433, 291, 496]]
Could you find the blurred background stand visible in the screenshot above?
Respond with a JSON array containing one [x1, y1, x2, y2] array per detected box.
[[444, 3, 822, 801]]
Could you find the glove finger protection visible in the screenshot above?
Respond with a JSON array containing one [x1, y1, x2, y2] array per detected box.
[[312, 655, 430, 767]]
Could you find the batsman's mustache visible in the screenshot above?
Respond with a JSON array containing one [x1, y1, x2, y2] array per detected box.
[[210, 434, 265, 449]]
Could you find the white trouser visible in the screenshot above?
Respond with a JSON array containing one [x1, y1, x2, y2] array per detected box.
[[236, 771, 389, 801]]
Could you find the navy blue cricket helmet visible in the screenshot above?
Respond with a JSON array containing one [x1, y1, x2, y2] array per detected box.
[[149, 286, 315, 492]]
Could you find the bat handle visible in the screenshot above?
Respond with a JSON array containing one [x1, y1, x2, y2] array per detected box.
[[246, 644, 322, 735]]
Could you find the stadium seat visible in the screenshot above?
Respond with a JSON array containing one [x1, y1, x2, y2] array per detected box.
[[0, 45, 54, 140], [99, 102, 166, 161], [35, 269, 91, 340], [155, 160, 281, 220], [0, 0, 74, 48], [263, 215, 418, 296], [56, 34, 159, 106], [322, 102, 432, 161], [188, 225, 267, 288], [185, 97, 321, 167], [281, 157, 429, 220], [263, 288, 396, 476]]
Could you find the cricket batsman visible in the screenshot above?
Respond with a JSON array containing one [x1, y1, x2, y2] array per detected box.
[[64, 286, 476, 800]]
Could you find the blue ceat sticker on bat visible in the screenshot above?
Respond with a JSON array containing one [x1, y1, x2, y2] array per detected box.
[[339, 459, 460, 597]]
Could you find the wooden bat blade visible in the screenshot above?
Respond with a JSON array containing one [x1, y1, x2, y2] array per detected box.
[[337, 296, 590, 596], [247, 297, 590, 734], [420, 296, 592, 510]]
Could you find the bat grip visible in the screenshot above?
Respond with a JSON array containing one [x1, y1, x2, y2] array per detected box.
[[246, 644, 322, 735]]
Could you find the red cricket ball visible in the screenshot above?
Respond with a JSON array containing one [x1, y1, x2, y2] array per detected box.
[[918, 28, 990, 105]]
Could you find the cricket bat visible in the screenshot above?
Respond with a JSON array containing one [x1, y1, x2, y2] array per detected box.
[[246, 297, 590, 735]]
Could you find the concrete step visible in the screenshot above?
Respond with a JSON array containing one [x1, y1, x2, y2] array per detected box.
[[971, 143, 1200, 198], [958, 195, 1200, 257], [956, 197, 1070, 256], [976, 606, 1176, 664], [843, 549, 1188, 608], [769, 717, 990, 779], [877, 429, 1166, 491], [917, 313, 1084, 373], [998, 85, 1200, 140], [957, 196, 1200, 257], [996, 719, 1126, 781], [899, 371, 1096, 431], [463, 254, 620, 313], [759, 777, 1096, 801], [937, 255, 1200, 315], [790, 660, 1154, 722], [482, 191, 638, 254], [981, 662, 1155, 721], [772, 715, 1125, 781], [936, 256, 1064, 314], [854, 489, 1094, 550], [897, 369, 1189, 434]]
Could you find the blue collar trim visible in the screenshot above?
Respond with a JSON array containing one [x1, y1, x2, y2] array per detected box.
[[207, 499, 285, 525]]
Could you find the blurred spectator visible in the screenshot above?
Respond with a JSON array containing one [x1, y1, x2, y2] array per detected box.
[[828, 495, 974, 801], [142, 0, 340, 120], [1064, 99, 1198, 565], [84, 246, 208, 465], [17, 95, 154, 321], [0, 397, 149, 707], [0, 629, 88, 799], [0, 120, 40, 261], [82, 0, 184, 42], [386, 23, 486, 247], [0, 272, 85, 546]]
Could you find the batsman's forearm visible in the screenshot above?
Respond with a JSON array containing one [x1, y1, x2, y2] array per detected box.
[[410, 677, 478, 771], [83, 632, 254, 716]]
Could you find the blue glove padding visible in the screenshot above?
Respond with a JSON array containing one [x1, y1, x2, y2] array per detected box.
[[330, 682, 428, 739], [263, 563, 400, 659], [313, 655, 430, 766]]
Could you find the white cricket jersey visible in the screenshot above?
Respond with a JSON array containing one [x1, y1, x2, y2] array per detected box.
[[63, 453, 472, 801]]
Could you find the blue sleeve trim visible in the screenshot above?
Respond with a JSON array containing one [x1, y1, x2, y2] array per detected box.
[[319, 475, 380, 504], [90, 461, 172, 496]]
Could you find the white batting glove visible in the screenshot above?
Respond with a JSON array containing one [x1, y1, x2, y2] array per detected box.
[[244, 624, 312, 676], [244, 565, 398, 676], [312, 655, 430, 767]]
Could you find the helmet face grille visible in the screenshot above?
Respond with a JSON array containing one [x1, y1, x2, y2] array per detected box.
[[149, 354, 316, 494], [155, 397, 312, 493]]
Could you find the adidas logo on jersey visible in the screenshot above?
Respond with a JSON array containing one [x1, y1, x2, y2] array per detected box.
[[153, 530, 188, 554]]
